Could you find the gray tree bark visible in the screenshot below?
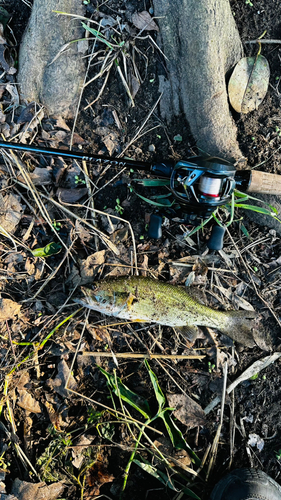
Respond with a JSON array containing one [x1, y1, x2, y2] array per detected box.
[[154, 0, 243, 162], [18, 0, 86, 118]]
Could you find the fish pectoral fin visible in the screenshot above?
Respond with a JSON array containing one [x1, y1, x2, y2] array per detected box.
[[174, 325, 200, 346], [126, 293, 137, 310]]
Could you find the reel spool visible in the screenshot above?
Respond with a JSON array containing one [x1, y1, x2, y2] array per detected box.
[[169, 156, 237, 221]]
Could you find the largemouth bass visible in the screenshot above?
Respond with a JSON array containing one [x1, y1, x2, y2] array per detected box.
[[76, 276, 265, 348]]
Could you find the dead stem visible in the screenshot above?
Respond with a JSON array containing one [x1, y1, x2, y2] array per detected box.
[[81, 351, 205, 360], [206, 361, 228, 479]]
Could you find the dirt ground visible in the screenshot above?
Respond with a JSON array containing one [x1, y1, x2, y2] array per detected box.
[[1, 1, 281, 499]]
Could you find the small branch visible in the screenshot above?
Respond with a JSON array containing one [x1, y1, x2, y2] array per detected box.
[[245, 39, 281, 45], [81, 351, 205, 360]]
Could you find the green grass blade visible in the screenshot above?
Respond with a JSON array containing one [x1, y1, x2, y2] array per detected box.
[[82, 22, 115, 49], [160, 410, 201, 466], [133, 178, 170, 187], [145, 360, 165, 411], [233, 203, 276, 215], [225, 192, 235, 227], [134, 191, 174, 207], [181, 487, 201, 500], [240, 223, 250, 238], [98, 367, 151, 419], [133, 459, 177, 490], [134, 459, 201, 499], [187, 214, 214, 237]]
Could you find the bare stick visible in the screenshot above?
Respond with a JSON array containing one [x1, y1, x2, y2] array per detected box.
[[245, 39, 281, 44], [206, 362, 228, 479], [81, 351, 205, 360]]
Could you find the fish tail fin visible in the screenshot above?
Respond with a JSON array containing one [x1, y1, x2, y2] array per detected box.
[[220, 310, 269, 350]]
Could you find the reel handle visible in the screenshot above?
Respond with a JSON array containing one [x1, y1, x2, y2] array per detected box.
[[247, 171, 281, 195], [207, 225, 226, 251]]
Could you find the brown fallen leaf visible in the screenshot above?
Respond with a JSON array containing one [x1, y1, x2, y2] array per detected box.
[[55, 116, 71, 131], [71, 435, 95, 469], [154, 436, 191, 469], [56, 187, 88, 203], [11, 478, 65, 500], [86, 324, 112, 345], [0, 192, 23, 233], [131, 11, 159, 31], [129, 74, 140, 100], [44, 400, 64, 431], [18, 166, 52, 186], [17, 389, 41, 413], [47, 359, 78, 398], [75, 220, 92, 243], [85, 453, 114, 497], [0, 298, 21, 321], [166, 393, 206, 429], [64, 132, 86, 145], [67, 250, 106, 287]]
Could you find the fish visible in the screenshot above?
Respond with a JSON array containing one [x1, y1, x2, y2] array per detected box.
[[75, 276, 267, 349]]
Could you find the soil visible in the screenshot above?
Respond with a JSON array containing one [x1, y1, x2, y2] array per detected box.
[[1, 1, 281, 500]]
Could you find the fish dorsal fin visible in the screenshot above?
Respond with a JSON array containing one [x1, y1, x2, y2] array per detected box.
[[184, 286, 208, 306]]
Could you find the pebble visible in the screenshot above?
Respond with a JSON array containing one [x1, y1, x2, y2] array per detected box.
[[148, 144, 156, 152]]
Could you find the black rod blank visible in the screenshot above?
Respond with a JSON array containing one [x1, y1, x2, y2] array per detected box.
[[0, 139, 152, 171]]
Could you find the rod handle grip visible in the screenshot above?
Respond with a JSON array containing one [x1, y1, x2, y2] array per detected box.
[[247, 171, 281, 195]]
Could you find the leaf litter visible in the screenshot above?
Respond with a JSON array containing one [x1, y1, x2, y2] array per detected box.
[[0, 1, 281, 500]]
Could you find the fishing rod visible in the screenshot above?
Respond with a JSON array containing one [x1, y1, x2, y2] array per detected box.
[[1, 139, 280, 249]]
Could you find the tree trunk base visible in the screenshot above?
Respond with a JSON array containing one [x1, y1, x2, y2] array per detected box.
[[154, 0, 244, 162], [18, 0, 86, 118]]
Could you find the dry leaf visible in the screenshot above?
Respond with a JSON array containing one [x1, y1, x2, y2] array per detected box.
[[228, 55, 270, 114], [11, 478, 65, 500], [56, 187, 88, 203], [0, 192, 23, 233], [17, 389, 41, 413], [47, 359, 77, 398], [130, 74, 140, 99], [71, 435, 95, 469], [66, 250, 106, 288], [131, 11, 159, 31], [80, 250, 106, 284], [166, 393, 206, 429], [215, 285, 254, 311], [85, 453, 114, 496], [154, 436, 191, 468], [6, 83, 19, 107], [75, 220, 92, 243], [18, 166, 52, 186], [55, 116, 71, 131], [0, 298, 21, 321]]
